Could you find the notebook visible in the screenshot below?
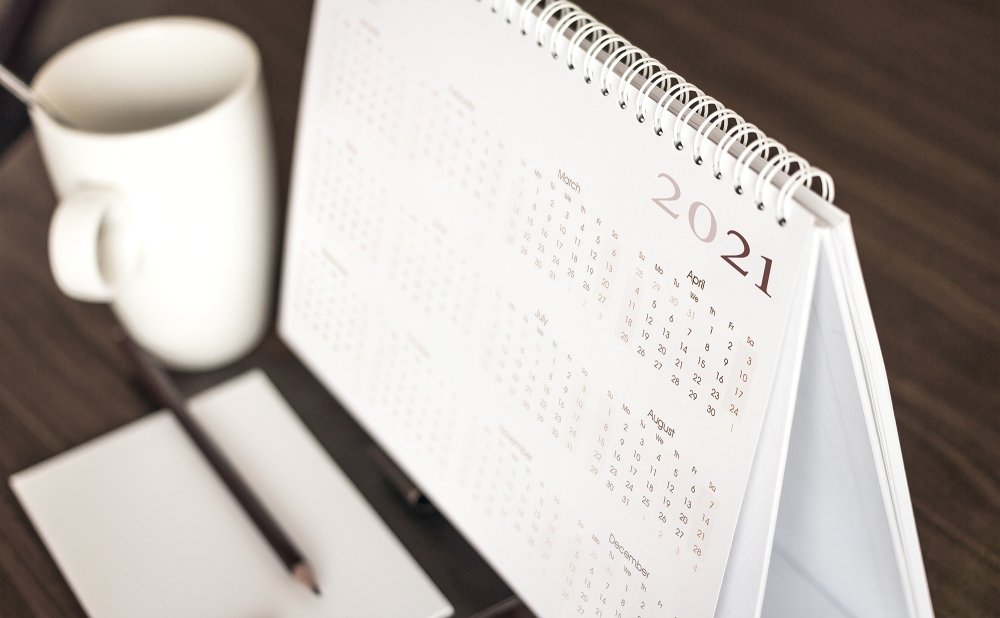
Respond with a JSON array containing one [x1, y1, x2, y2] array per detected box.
[[10, 370, 453, 618], [277, 1, 934, 616]]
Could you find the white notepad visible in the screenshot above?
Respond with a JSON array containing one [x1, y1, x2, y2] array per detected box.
[[10, 369, 453, 618]]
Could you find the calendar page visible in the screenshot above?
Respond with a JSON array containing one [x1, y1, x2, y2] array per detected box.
[[279, 1, 820, 615]]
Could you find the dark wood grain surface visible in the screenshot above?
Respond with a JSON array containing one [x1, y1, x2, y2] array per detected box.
[[0, 1, 996, 616]]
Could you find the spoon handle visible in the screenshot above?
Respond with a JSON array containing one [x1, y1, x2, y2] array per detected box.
[[0, 64, 37, 108], [0, 63, 74, 126]]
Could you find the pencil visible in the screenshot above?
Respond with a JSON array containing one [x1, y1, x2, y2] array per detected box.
[[118, 334, 321, 596]]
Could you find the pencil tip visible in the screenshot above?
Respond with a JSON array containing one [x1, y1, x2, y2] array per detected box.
[[292, 563, 321, 596]]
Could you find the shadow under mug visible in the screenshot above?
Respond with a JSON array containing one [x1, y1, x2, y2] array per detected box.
[[31, 17, 276, 370]]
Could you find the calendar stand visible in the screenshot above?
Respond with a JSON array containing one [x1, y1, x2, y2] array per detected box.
[[277, 1, 933, 615]]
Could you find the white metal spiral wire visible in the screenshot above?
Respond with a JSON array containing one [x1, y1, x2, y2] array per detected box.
[[479, 0, 835, 223]]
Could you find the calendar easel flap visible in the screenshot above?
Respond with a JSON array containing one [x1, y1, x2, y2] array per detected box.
[[826, 223, 935, 617], [714, 232, 822, 618], [764, 232, 933, 617], [760, 548, 853, 616]]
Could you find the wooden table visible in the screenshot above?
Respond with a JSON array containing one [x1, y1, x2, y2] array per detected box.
[[0, 1, 996, 616]]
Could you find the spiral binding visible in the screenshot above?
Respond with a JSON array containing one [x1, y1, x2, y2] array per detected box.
[[482, 0, 835, 225]]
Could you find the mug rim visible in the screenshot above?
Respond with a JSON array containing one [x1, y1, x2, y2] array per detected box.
[[30, 16, 261, 139]]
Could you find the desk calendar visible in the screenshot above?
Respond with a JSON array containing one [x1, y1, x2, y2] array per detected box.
[[278, 1, 935, 616]]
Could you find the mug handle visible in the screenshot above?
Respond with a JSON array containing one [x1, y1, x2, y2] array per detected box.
[[48, 187, 141, 302]]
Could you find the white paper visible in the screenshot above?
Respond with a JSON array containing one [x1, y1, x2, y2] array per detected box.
[[279, 2, 819, 615], [10, 370, 453, 618]]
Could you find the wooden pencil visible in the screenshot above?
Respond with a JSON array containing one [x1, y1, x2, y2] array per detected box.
[[118, 334, 321, 596]]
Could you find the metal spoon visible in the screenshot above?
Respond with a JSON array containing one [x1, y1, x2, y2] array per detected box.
[[0, 63, 74, 127]]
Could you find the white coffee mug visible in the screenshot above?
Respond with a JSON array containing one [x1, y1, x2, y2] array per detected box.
[[31, 17, 276, 370]]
